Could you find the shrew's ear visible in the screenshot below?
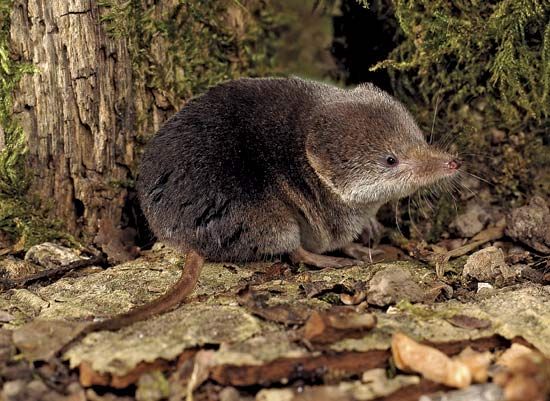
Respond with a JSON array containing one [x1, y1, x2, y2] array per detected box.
[[305, 102, 367, 200], [305, 103, 344, 197]]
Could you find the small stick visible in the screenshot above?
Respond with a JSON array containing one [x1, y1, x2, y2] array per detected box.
[[0, 254, 106, 290]]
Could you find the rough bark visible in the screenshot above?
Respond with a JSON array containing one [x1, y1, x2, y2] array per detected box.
[[9, 0, 174, 239]]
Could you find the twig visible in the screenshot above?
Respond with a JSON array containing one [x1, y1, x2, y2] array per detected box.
[[0, 254, 106, 290]]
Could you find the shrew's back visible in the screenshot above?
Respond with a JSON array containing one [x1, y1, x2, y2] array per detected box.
[[137, 77, 324, 260]]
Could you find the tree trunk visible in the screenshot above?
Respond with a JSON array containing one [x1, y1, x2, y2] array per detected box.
[[9, 0, 174, 242], [5, 0, 335, 254]]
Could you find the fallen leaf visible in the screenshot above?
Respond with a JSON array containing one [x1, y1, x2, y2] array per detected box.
[[79, 359, 172, 389], [303, 308, 376, 344], [238, 288, 312, 325], [301, 281, 342, 298], [210, 350, 389, 386], [187, 350, 216, 401], [423, 282, 454, 303], [340, 290, 366, 305], [454, 347, 492, 383], [391, 332, 471, 388], [447, 315, 492, 330]]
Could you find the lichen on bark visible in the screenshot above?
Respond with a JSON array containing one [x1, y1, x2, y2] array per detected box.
[[98, 0, 289, 144], [0, 0, 69, 250], [0, 0, 32, 196]]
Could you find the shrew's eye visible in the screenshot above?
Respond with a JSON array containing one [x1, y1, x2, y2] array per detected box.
[[385, 156, 398, 166]]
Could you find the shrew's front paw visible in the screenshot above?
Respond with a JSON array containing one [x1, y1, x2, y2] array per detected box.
[[360, 217, 385, 246]]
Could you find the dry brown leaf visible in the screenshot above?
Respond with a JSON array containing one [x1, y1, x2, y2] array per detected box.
[[238, 288, 312, 325], [391, 332, 471, 388], [496, 343, 536, 369], [303, 308, 376, 344], [340, 290, 366, 305], [78, 359, 170, 388], [187, 350, 216, 401], [454, 347, 492, 383], [447, 315, 492, 330], [79, 361, 110, 387], [503, 375, 544, 401]]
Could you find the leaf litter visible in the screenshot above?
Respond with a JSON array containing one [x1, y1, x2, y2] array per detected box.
[[1, 198, 550, 400]]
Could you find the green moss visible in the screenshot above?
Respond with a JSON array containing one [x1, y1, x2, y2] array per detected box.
[[99, 0, 287, 115], [272, 0, 338, 80], [371, 0, 549, 205], [395, 300, 458, 320], [107, 178, 136, 190], [0, 0, 71, 251], [0, 196, 75, 251], [0, 0, 34, 197]]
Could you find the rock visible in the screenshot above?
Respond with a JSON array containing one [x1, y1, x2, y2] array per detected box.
[[462, 246, 518, 284], [0, 310, 15, 323], [419, 384, 503, 401], [151, 242, 166, 251], [493, 343, 549, 401], [219, 387, 242, 401], [451, 202, 490, 238], [24, 242, 88, 269], [12, 320, 88, 361], [1, 380, 27, 401], [0, 257, 44, 280], [0, 329, 16, 362], [256, 388, 294, 401], [25, 380, 49, 399], [367, 266, 425, 306], [506, 196, 550, 254]]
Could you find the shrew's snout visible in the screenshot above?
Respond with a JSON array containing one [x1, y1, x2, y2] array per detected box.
[[446, 159, 462, 170]]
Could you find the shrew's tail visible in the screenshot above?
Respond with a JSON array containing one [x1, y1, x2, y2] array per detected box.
[[83, 250, 205, 333]]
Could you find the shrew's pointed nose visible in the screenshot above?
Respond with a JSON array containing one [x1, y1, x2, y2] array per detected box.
[[447, 159, 462, 170]]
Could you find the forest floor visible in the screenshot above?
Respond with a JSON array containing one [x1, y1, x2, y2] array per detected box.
[[0, 197, 549, 401]]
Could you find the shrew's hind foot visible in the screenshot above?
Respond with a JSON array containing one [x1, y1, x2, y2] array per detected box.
[[290, 247, 362, 269], [340, 243, 384, 263]]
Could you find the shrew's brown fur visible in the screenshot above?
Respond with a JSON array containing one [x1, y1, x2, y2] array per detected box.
[[93, 77, 460, 331]]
